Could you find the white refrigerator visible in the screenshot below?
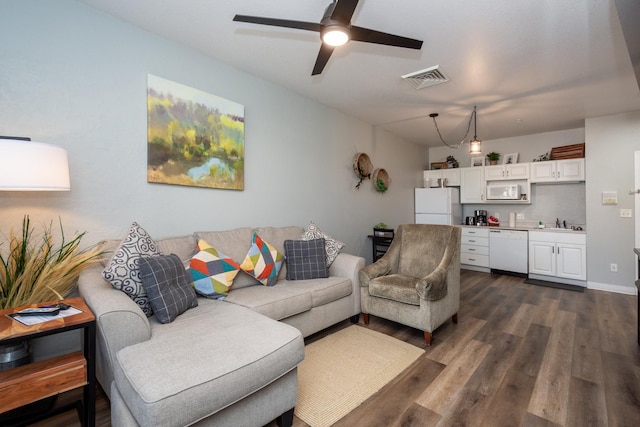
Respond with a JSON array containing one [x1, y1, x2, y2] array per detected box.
[[415, 188, 462, 225]]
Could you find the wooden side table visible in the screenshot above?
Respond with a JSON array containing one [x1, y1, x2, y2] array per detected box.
[[0, 297, 96, 426]]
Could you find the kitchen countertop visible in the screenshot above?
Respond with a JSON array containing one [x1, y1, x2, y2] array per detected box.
[[459, 224, 586, 234]]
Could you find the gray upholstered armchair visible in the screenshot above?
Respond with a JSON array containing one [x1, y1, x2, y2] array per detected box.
[[359, 224, 461, 346]]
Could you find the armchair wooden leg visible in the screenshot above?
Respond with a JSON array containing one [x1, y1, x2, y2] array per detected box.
[[452, 313, 458, 324], [363, 313, 370, 325], [424, 331, 432, 347]]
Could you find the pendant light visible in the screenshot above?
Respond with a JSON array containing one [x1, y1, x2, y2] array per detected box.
[[429, 106, 482, 154]]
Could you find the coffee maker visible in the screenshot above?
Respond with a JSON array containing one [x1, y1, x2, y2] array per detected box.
[[474, 210, 488, 226]]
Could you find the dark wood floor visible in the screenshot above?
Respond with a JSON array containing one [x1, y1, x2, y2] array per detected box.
[[31, 270, 640, 426]]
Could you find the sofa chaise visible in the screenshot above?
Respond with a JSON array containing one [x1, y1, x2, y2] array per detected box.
[[78, 224, 364, 426]]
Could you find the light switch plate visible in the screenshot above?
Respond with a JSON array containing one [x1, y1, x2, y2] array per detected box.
[[602, 191, 618, 205], [620, 208, 632, 218]]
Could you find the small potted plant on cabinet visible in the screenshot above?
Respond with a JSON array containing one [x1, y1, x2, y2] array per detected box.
[[486, 152, 501, 165]]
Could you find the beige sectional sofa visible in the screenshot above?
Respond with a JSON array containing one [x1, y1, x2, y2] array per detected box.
[[78, 225, 364, 427]]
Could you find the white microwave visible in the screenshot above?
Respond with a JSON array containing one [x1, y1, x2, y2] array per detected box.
[[486, 183, 520, 200]]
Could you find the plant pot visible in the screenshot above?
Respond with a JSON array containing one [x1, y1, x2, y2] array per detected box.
[[489, 160, 498, 165]]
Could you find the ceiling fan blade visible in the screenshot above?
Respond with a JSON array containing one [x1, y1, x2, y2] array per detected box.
[[350, 26, 423, 49], [233, 15, 321, 32], [330, 0, 360, 23], [312, 44, 335, 75]]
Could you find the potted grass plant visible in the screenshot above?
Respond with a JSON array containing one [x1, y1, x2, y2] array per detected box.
[[0, 216, 104, 310], [0, 216, 104, 371]]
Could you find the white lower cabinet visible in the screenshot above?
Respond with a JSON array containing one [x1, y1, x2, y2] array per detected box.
[[461, 227, 489, 270], [528, 231, 586, 282]]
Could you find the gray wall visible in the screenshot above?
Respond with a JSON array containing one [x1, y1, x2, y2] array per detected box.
[[0, 0, 427, 265], [585, 110, 640, 293]]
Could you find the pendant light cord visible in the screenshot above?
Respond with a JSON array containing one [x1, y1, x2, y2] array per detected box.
[[430, 106, 477, 149]]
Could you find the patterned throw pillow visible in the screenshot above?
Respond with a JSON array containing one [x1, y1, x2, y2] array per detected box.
[[139, 254, 198, 324], [102, 222, 160, 316], [240, 233, 285, 286], [301, 221, 345, 267], [188, 239, 241, 299], [284, 238, 329, 280]]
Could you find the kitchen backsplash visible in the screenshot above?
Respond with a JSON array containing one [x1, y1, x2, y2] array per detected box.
[[462, 182, 586, 228]]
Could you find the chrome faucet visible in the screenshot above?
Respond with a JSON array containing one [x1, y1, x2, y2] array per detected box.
[[555, 218, 561, 228]]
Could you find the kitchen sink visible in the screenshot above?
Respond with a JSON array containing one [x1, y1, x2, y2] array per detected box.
[[542, 227, 585, 232]]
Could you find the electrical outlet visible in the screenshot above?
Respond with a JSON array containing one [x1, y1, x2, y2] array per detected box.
[[517, 213, 525, 220], [620, 209, 632, 218], [610, 263, 618, 272]]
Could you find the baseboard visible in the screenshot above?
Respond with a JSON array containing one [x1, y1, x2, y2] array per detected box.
[[524, 278, 584, 293], [587, 281, 638, 295]]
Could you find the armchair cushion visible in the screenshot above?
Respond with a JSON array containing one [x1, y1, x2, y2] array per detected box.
[[369, 274, 420, 306]]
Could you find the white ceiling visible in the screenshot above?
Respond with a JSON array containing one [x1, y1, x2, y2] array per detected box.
[[77, 0, 640, 147]]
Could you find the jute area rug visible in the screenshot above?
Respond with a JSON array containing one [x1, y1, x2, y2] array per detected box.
[[294, 325, 425, 427]]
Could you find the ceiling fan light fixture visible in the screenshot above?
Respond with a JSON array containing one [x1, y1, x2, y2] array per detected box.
[[321, 25, 350, 46]]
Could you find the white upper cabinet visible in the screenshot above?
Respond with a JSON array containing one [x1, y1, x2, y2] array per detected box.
[[530, 159, 585, 183], [460, 167, 485, 203], [484, 163, 530, 181], [423, 169, 461, 187]]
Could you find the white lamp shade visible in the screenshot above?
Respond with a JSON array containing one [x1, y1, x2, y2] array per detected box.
[[0, 139, 70, 191]]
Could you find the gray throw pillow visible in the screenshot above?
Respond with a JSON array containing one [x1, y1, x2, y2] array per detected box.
[[139, 254, 198, 324], [301, 221, 345, 267], [284, 238, 329, 280], [102, 222, 160, 316]]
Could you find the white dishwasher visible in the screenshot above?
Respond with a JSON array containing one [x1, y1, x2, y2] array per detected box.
[[489, 229, 528, 275]]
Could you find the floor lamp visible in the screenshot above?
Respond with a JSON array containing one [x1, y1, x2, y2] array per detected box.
[[0, 137, 70, 191]]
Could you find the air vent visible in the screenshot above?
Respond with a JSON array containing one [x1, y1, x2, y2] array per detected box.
[[401, 65, 449, 89]]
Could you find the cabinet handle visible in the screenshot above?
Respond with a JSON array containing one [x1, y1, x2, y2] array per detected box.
[[552, 246, 555, 254], [469, 240, 476, 243], [469, 258, 476, 261], [469, 248, 476, 251]]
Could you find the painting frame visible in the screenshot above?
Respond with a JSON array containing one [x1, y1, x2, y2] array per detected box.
[[503, 153, 519, 165], [471, 156, 485, 167], [147, 74, 245, 191]]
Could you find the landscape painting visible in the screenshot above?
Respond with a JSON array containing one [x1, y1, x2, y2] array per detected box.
[[147, 74, 244, 190]]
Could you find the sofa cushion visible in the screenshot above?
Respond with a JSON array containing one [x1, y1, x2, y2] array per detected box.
[[281, 276, 353, 308], [301, 221, 345, 267], [369, 274, 420, 306], [114, 300, 304, 427], [195, 227, 256, 289], [240, 233, 285, 287], [155, 234, 198, 265], [139, 254, 198, 323], [284, 238, 329, 280], [102, 222, 160, 316], [188, 239, 241, 299], [224, 284, 312, 320]]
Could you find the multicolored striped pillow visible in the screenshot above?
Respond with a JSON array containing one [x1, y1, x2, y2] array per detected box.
[[188, 239, 241, 299], [240, 233, 285, 286]]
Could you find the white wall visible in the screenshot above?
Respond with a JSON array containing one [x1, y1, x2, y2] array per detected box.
[[0, 0, 427, 264], [585, 110, 640, 294]]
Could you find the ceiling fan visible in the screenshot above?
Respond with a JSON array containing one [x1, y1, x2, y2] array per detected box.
[[233, 0, 423, 75]]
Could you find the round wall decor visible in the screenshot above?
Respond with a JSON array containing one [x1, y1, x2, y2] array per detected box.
[[353, 152, 373, 188], [373, 168, 390, 193]]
